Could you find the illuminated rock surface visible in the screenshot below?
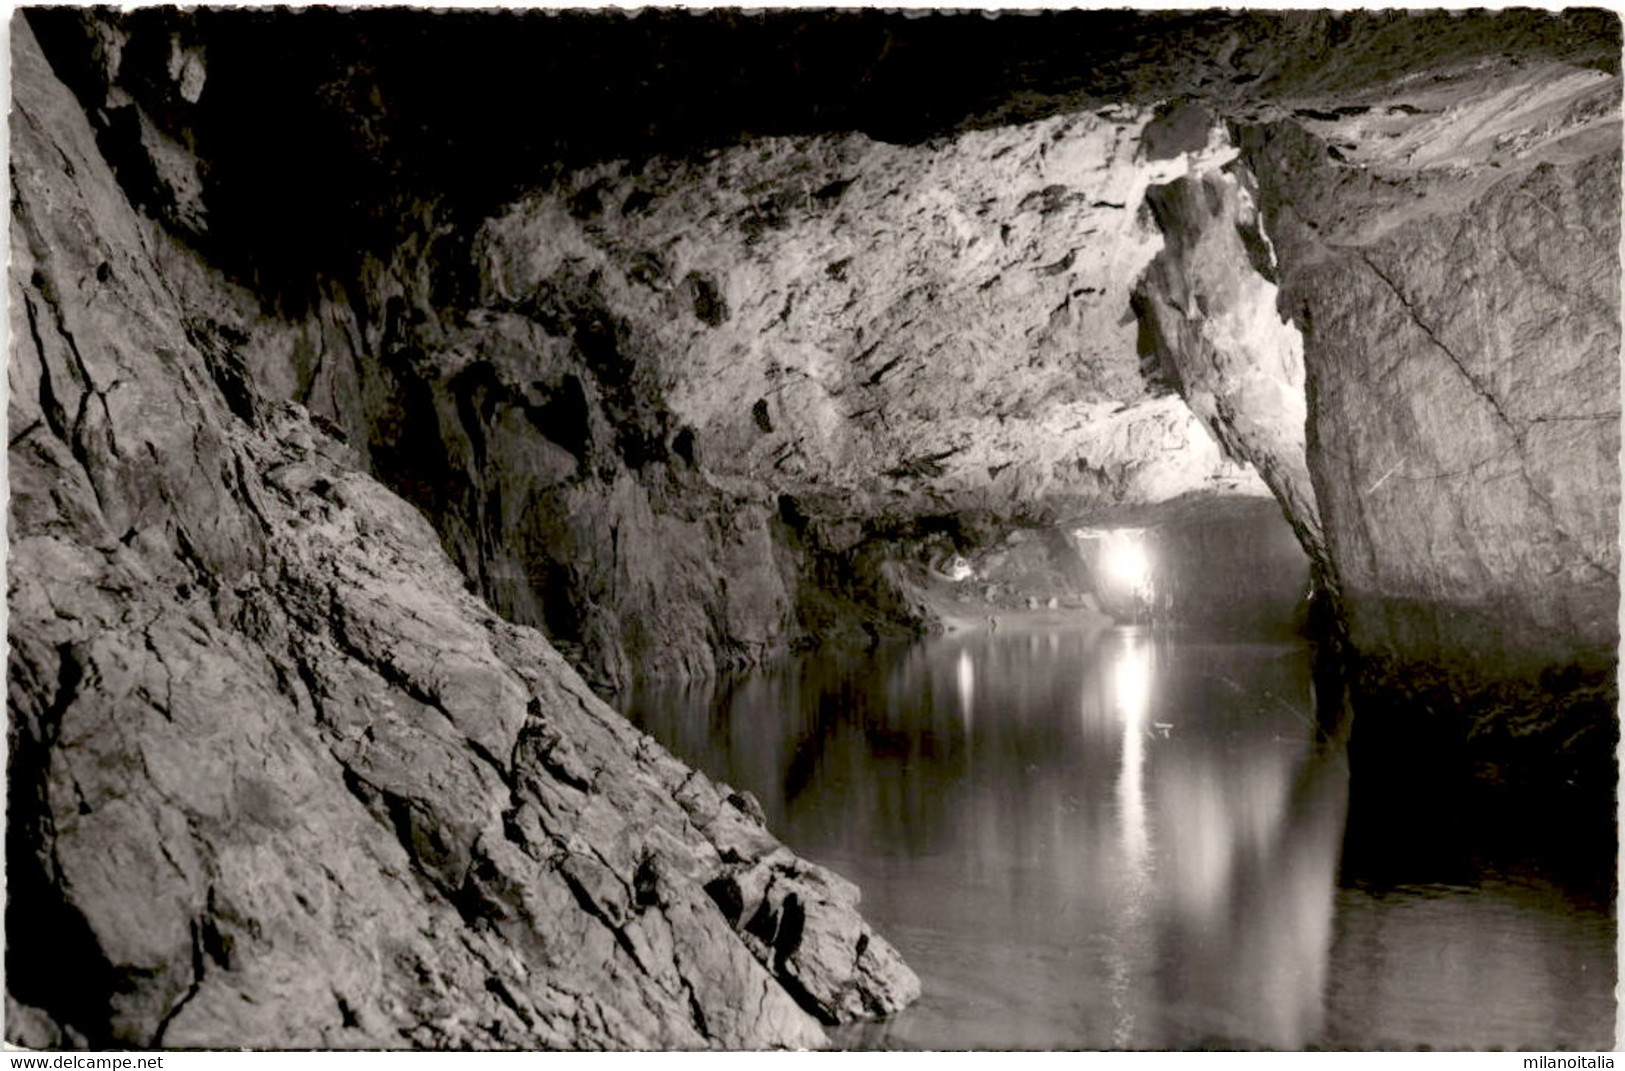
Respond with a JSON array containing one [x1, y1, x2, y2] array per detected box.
[[203, 108, 1268, 687], [8, 20, 914, 1048], [1246, 102, 1619, 726], [8, 6, 1619, 1051]]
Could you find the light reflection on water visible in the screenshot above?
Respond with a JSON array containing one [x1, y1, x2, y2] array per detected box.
[[1109, 636, 1151, 1049], [622, 627, 1615, 1050]]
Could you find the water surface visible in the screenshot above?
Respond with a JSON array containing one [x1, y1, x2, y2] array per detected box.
[[623, 627, 1616, 1050]]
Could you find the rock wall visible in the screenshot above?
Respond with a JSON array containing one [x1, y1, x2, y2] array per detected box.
[[1133, 147, 1330, 588], [8, 20, 917, 1049], [180, 105, 1268, 689], [1132, 55, 1620, 776], [1251, 133, 1619, 664], [438, 111, 1265, 679], [1245, 64, 1620, 772]]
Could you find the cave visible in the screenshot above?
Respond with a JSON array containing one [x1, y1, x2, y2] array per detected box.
[[7, 6, 1619, 1052]]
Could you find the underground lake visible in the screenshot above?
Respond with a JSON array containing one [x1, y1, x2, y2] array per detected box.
[[622, 511, 1617, 1050]]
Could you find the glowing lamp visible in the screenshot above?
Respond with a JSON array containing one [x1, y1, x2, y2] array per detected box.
[[1104, 533, 1150, 590]]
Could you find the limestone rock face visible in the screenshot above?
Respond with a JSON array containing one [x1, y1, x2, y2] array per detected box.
[[9, 20, 916, 1049], [1244, 62, 1620, 689], [176, 107, 1268, 689], [1134, 149, 1330, 587], [1129, 52, 1620, 772], [474, 112, 1263, 525], [413, 112, 1264, 679]]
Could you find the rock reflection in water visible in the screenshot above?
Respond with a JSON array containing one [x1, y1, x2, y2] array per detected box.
[[626, 628, 1342, 1048], [622, 629, 1610, 1049]]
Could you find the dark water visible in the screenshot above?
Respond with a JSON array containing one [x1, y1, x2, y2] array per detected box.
[[623, 626, 1617, 1050]]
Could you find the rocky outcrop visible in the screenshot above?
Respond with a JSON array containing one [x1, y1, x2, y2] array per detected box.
[[1132, 53, 1620, 776], [1133, 147, 1330, 587], [8, 19, 916, 1049], [1242, 66, 1620, 675], [151, 101, 1270, 690], [413, 111, 1264, 680], [1244, 62, 1620, 775]]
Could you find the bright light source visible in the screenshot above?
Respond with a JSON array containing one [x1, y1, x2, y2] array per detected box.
[[1104, 531, 1150, 590]]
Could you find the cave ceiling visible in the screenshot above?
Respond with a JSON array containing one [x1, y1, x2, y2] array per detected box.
[[28, 7, 1620, 291]]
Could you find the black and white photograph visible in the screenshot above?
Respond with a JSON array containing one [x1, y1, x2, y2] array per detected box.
[[5, 3, 1620, 1054]]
